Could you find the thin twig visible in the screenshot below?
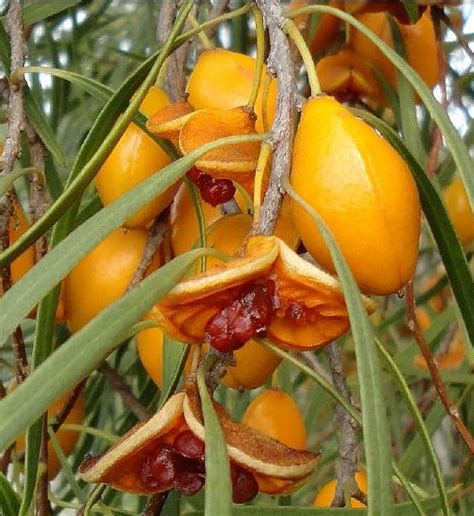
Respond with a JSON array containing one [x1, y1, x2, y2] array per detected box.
[[406, 281, 474, 455], [142, 492, 169, 515], [50, 379, 87, 433], [127, 220, 167, 291], [301, 351, 333, 385], [325, 342, 364, 507], [0, 0, 29, 384], [204, 0, 231, 39], [437, 6, 474, 61], [254, 0, 297, 235], [36, 414, 53, 516], [99, 362, 151, 421]]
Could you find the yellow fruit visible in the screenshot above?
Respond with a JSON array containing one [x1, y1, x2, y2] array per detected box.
[[443, 177, 474, 246], [242, 389, 307, 449], [64, 228, 160, 332], [290, 96, 421, 295], [314, 471, 368, 508], [95, 86, 176, 228], [186, 48, 277, 133]]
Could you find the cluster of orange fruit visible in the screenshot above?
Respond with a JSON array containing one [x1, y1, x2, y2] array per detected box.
[[4, 0, 470, 503]]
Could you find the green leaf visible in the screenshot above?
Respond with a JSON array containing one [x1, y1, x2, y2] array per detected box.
[[351, 109, 474, 344], [0, 249, 203, 450], [159, 336, 189, 409], [197, 358, 233, 516], [287, 4, 474, 208], [376, 339, 450, 515], [400, 0, 419, 24], [0, 133, 265, 344], [22, 0, 82, 25], [0, 473, 20, 516], [0, 167, 40, 197], [285, 180, 394, 515]]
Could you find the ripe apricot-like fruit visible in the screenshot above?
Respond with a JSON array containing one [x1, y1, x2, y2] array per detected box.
[[4, 200, 35, 289], [290, 96, 421, 295], [186, 49, 277, 133], [310, 1, 343, 54], [350, 9, 439, 91], [64, 228, 160, 332], [313, 471, 368, 508], [15, 388, 85, 479], [443, 177, 474, 246], [95, 86, 176, 228], [242, 389, 307, 450]]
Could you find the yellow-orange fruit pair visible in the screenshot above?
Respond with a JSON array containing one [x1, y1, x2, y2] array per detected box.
[[15, 387, 85, 479], [187, 48, 277, 133], [443, 177, 474, 246], [290, 96, 421, 295], [95, 86, 176, 228], [350, 9, 440, 91], [64, 228, 160, 333], [314, 471, 368, 507], [2, 200, 35, 290]]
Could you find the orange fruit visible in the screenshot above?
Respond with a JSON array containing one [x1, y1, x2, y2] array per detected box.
[[314, 471, 368, 507], [242, 389, 307, 450], [95, 86, 176, 228], [443, 177, 474, 246], [64, 228, 160, 332], [290, 96, 421, 295]]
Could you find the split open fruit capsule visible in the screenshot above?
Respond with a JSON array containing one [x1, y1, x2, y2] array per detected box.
[[186, 48, 277, 133], [443, 177, 474, 246], [290, 96, 421, 295], [313, 470, 367, 508], [14, 386, 85, 479], [64, 228, 160, 333], [95, 86, 176, 228], [242, 389, 307, 450], [79, 380, 319, 500], [350, 8, 439, 92], [1, 200, 35, 292]]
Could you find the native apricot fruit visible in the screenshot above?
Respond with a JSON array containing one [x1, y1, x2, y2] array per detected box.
[[290, 96, 421, 295], [186, 49, 277, 133], [137, 326, 192, 389], [443, 177, 474, 246], [95, 86, 175, 228], [3, 200, 35, 289], [313, 471, 368, 508], [15, 387, 85, 479], [242, 389, 307, 450], [64, 228, 160, 333], [350, 9, 439, 91]]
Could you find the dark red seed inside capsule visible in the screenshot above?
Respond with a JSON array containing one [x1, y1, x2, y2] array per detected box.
[[204, 279, 277, 352], [175, 471, 205, 496], [138, 446, 181, 491], [186, 167, 236, 206], [174, 430, 205, 460], [231, 464, 259, 504]]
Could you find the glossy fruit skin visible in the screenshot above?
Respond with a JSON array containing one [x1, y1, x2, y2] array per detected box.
[[186, 49, 277, 133], [350, 9, 439, 90], [64, 228, 159, 332], [242, 389, 307, 450], [16, 390, 85, 479], [8, 201, 35, 286], [443, 177, 474, 246], [313, 471, 367, 508], [290, 96, 421, 295], [95, 86, 176, 228], [137, 326, 192, 389]]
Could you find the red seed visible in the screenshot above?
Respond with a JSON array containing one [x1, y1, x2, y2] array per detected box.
[[186, 167, 236, 206], [174, 471, 205, 496], [174, 431, 205, 460], [231, 464, 259, 504], [138, 446, 181, 491]]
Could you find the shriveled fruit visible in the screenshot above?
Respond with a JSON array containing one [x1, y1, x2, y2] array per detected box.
[[350, 9, 439, 91], [3, 200, 35, 289], [64, 228, 160, 332], [187, 48, 277, 133], [290, 96, 421, 295], [313, 471, 367, 507], [443, 177, 474, 246], [136, 326, 192, 389], [15, 386, 85, 479], [95, 86, 176, 228], [242, 389, 307, 450]]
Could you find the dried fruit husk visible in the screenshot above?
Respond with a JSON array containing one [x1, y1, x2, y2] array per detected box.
[[146, 99, 195, 146], [79, 381, 319, 495], [152, 236, 376, 350]]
